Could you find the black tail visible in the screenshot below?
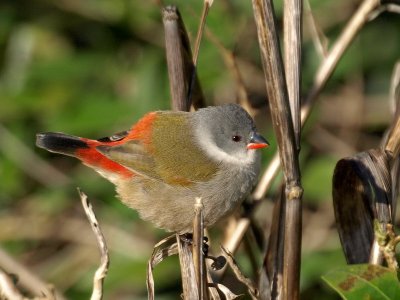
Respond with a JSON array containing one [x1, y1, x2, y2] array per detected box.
[[36, 132, 89, 156]]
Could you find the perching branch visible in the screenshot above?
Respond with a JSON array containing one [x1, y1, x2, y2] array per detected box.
[[192, 198, 207, 300], [177, 234, 199, 299]]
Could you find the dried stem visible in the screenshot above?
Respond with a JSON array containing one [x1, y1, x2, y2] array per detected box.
[[224, 0, 390, 263], [205, 29, 257, 117], [193, 198, 207, 299], [193, 0, 213, 66], [281, 1, 303, 297], [162, 6, 193, 111], [162, 6, 205, 111], [251, 0, 303, 298], [283, 0, 302, 149], [389, 61, 400, 115], [304, 0, 328, 59], [385, 62, 400, 156], [256, 0, 385, 202], [177, 234, 199, 299], [78, 189, 109, 300]]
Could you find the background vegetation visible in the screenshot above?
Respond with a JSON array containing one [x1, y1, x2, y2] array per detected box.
[[0, 0, 399, 299]]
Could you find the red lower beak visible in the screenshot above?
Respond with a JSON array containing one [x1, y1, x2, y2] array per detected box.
[[247, 132, 269, 150], [247, 142, 268, 150]]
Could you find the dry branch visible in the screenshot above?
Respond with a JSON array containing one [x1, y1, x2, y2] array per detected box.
[[177, 234, 199, 299], [301, 0, 384, 123], [283, 0, 302, 149], [78, 190, 109, 300], [193, 198, 207, 300], [223, 0, 394, 265], [193, 0, 213, 66], [205, 29, 256, 117], [220, 246, 258, 300], [162, 6, 193, 112], [251, 0, 303, 298], [162, 6, 205, 111]]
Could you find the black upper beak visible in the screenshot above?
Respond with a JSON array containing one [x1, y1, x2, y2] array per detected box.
[[247, 132, 269, 150]]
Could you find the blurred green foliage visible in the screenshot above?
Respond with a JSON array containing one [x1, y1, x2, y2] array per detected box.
[[0, 0, 399, 299]]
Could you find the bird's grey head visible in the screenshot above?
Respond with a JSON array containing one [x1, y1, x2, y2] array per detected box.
[[193, 104, 265, 165]]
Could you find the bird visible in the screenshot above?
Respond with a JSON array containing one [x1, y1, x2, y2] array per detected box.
[[36, 104, 268, 233]]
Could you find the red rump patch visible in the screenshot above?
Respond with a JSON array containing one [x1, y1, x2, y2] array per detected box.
[[76, 147, 133, 178], [75, 112, 158, 178]]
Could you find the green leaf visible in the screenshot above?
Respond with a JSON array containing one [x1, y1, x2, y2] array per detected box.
[[322, 264, 400, 300]]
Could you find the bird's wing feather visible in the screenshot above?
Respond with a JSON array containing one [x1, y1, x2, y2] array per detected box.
[[97, 112, 219, 186], [96, 141, 161, 180]]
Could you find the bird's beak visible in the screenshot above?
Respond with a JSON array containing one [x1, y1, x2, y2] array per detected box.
[[247, 132, 269, 150]]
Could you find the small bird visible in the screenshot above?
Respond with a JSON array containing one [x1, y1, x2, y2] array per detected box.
[[36, 104, 268, 232]]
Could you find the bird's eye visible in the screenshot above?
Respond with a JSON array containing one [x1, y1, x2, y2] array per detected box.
[[232, 135, 242, 142]]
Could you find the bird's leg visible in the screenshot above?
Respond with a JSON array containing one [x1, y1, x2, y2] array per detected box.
[[179, 234, 209, 255]]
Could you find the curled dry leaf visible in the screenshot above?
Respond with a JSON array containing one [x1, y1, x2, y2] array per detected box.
[[332, 149, 393, 263], [215, 283, 242, 300], [146, 235, 178, 300]]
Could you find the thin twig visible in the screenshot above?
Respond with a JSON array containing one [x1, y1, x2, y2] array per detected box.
[[301, 0, 382, 125], [220, 246, 258, 300], [389, 62, 400, 118], [187, 0, 211, 110], [193, 0, 213, 66], [205, 29, 257, 117], [78, 189, 109, 300], [205, 270, 221, 300], [304, 0, 328, 59]]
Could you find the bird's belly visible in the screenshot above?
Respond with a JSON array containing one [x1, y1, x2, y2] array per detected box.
[[116, 168, 256, 232]]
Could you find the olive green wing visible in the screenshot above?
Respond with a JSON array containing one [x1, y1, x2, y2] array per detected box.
[[97, 112, 219, 185]]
